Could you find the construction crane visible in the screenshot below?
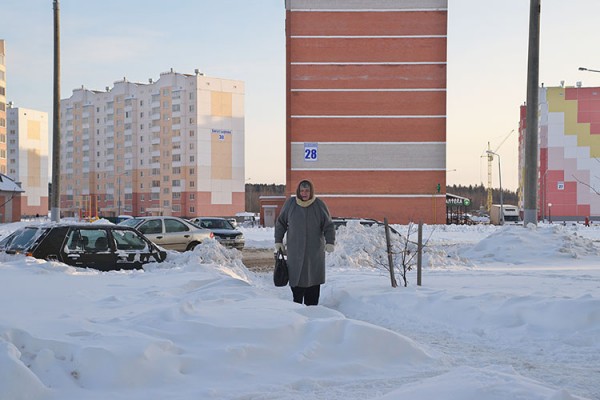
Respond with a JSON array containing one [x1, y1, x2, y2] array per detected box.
[[485, 130, 514, 212]]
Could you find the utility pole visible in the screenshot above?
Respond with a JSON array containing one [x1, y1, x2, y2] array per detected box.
[[523, 0, 541, 226], [51, 0, 61, 222]]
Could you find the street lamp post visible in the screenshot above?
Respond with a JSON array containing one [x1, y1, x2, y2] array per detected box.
[[548, 203, 553, 223], [486, 150, 504, 225]]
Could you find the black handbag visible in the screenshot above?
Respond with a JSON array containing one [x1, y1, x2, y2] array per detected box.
[[273, 249, 289, 287]]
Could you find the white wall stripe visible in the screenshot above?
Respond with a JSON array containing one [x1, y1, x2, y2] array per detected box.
[[291, 88, 446, 92], [291, 115, 446, 119], [289, 9, 447, 12], [291, 141, 445, 145], [291, 62, 446, 65], [292, 168, 446, 171], [291, 35, 446, 39]]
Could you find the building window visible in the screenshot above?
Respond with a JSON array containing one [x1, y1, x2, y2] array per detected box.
[[189, 193, 195, 200], [189, 181, 195, 188], [189, 206, 195, 213]]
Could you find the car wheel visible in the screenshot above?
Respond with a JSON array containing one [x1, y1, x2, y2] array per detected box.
[[186, 241, 200, 251]]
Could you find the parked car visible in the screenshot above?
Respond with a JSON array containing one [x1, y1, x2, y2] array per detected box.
[[0, 224, 167, 271], [189, 217, 245, 250], [119, 216, 214, 252]]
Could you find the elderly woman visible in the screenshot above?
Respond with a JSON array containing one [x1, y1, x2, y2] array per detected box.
[[274, 180, 335, 305]]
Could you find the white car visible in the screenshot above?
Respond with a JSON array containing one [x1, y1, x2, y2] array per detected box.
[[119, 216, 214, 252]]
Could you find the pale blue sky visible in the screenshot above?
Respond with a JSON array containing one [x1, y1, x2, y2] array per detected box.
[[3, 0, 600, 190]]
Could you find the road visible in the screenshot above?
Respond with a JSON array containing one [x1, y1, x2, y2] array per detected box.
[[241, 248, 274, 272]]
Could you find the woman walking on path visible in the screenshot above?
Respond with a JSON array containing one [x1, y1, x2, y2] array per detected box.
[[274, 180, 336, 306]]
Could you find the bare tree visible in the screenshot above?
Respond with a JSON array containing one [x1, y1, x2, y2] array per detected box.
[[372, 222, 433, 287]]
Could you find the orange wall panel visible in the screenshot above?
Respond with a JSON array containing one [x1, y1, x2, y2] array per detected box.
[[290, 117, 446, 142], [290, 38, 447, 63], [288, 11, 447, 36], [291, 64, 446, 90], [290, 170, 445, 195], [291, 91, 446, 116], [324, 196, 446, 225]]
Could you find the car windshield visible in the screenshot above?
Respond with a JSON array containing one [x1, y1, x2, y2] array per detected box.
[[112, 229, 148, 251], [200, 219, 233, 230], [1, 227, 45, 252]]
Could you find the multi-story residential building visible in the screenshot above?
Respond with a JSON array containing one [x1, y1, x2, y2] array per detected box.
[[519, 84, 600, 221], [284, 0, 447, 224], [6, 105, 49, 217], [60, 69, 245, 219], [0, 40, 7, 175]]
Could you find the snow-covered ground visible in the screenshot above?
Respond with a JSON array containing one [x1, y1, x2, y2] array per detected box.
[[0, 220, 598, 400]]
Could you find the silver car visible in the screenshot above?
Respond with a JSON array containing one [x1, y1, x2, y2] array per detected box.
[[189, 217, 245, 250], [119, 216, 214, 252]]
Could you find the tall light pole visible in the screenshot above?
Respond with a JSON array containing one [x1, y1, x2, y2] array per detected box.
[[487, 150, 504, 225], [523, 0, 541, 226], [51, 0, 61, 222]]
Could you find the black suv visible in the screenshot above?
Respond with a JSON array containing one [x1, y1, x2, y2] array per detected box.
[[0, 224, 167, 271]]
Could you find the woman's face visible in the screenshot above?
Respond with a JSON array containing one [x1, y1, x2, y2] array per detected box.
[[299, 186, 311, 200]]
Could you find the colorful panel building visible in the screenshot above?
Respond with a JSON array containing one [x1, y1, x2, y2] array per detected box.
[[519, 85, 600, 221], [285, 0, 447, 224], [60, 70, 245, 219], [6, 106, 49, 217]]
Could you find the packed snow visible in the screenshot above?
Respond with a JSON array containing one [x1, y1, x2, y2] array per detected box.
[[0, 219, 598, 400]]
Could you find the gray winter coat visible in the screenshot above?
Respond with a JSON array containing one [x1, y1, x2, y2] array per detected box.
[[275, 196, 335, 288]]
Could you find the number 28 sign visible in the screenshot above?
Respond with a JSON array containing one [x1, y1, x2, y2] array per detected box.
[[304, 142, 318, 162]]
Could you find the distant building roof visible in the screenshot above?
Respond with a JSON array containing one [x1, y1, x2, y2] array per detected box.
[[0, 174, 25, 193]]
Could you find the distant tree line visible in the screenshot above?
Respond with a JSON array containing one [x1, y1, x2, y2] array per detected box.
[[245, 183, 285, 213], [447, 184, 519, 212]]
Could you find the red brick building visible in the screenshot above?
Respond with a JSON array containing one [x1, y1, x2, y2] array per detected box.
[[285, 0, 447, 224]]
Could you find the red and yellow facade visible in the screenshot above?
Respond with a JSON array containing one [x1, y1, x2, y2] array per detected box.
[[521, 85, 600, 221], [285, 0, 447, 224]]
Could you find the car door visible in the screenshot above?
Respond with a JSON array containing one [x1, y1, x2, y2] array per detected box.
[[161, 218, 193, 251], [111, 228, 164, 269], [136, 218, 168, 248], [63, 227, 117, 271]]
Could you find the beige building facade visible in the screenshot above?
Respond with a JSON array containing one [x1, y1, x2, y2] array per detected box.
[[0, 40, 6, 176], [60, 69, 245, 219], [6, 106, 49, 216]]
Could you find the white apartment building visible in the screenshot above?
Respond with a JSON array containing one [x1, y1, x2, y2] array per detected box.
[[6, 106, 49, 216], [60, 69, 245, 219]]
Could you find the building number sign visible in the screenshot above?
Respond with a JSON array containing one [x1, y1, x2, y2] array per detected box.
[[304, 142, 318, 161], [211, 129, 232, 141]]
